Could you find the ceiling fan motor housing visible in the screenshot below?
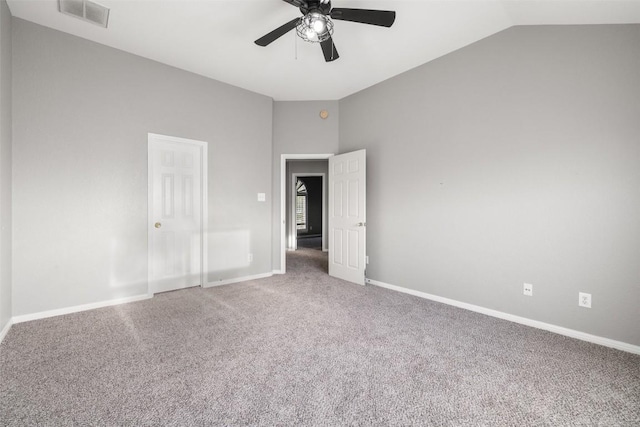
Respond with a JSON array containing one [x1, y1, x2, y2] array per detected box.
[[299, 0, 332, 16]]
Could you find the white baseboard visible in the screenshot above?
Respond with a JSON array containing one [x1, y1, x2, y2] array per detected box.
[[272, 269, 284, 275], [205, 272, 273, 288], [0, 318, 12, 345], [366, 278, 640, 356], [11, 294, 153, 324]]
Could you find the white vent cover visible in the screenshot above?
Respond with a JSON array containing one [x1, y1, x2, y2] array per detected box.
[[58, 0, 109, 28]]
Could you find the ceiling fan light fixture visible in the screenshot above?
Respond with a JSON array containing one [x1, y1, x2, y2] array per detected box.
[[312, 16, 326, 33], [296, 12, 333, 43], [255, 0, 396, 62]]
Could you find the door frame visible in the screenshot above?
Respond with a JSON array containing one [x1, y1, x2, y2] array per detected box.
[[147, 133, 208, 294], [291, 173, 327, 252], [279, 154, 333, 274]]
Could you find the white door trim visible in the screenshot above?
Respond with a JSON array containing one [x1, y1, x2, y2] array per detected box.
[[291, 173, 327, 251], [280, 154, 333, 274], [148, 133, 208, 294]]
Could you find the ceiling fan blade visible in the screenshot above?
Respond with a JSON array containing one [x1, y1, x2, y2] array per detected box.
[[255, 18, 300, 47], [320, 37, 339, 62], [330, 8, 396, 27], [281, 0, 306, 7]]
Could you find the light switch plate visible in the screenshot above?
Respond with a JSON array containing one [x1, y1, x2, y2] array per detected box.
[[257, 193, 266, 202]]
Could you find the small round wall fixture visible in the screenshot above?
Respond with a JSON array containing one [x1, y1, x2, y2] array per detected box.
[[319, 110, 329, 119]]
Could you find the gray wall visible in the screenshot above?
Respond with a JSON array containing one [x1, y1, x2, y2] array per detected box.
[[12, 19, 273, 316], [339, 25, 640, 346], [286, 160, 329, 250], [272, 101, 338, 270], [0, 0, 11, 331]]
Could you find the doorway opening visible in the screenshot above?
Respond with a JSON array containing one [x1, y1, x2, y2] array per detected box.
[[279, 151, 367, 286], [280, 154, 332, 274], [291, 173, 326, 252], [295, 176, 323, 252]]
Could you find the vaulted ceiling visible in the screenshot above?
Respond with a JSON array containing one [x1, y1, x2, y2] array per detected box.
[[7, 0, 640, 100]]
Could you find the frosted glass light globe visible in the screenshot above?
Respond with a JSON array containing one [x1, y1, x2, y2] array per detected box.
[[312, 17, 326, 33]]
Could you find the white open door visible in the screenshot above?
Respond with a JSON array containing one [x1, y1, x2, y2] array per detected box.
[[148, 133, 207, 294], [329, 149, 366, 285]]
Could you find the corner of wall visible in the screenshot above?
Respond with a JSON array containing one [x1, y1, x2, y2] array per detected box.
[[0, 0, 14, 341]]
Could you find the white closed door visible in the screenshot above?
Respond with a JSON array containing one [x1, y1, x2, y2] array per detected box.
[[329, 149, 366, 285], [148, 134, 205, 294]]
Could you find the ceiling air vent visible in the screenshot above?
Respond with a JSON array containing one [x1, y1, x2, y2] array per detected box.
[[58, 0, 110, 28]]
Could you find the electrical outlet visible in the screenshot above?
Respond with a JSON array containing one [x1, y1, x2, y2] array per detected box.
[[366, 255, 369, 264], [579, 292, 591, 308], [523, 283, 533, 297], [248, 253, 253, 263]]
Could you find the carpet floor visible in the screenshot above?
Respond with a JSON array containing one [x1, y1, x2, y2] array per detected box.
[[297, 236, 323, 249], [1, 249, 639, 426]]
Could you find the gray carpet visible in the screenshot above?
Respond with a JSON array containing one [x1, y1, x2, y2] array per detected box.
[[297, 236, 322, 249], [1, 248, 639, 426]]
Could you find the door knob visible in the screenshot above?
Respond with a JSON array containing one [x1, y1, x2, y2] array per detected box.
[[154, 222, 162, 229], [357, 222, 366, 227]]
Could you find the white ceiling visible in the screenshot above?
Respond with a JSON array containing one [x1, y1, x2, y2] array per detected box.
[[7, 0, 640, 101]]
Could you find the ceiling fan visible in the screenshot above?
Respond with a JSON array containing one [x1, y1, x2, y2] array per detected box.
[[255, 0, 396, 62]]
